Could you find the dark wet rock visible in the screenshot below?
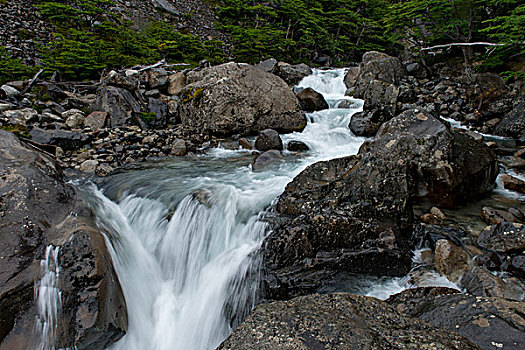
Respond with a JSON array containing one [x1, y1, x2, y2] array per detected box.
[[286, 140, 309, 152], [29, 127, 91, 151], [177, 62, 306, 136], [263, 155, 413, 299], [254, 129, 283, 152], [336, 99, 357, 109], [92, 86, 141, 127], [295, 87, 328, 112], [343, 66, 360, 88], [434, 239, 469, 282], [387, 288, 525, 350], [252, 150, 283, 171], [360, 109, 498, 207], [481, 206, 522, 225], [493, 102, 525, 139], [460, 265, 508, 299], [500, 174, 525, 194], [219, 293, 478, 350], [508, 207, 525, 221], [277, 62, 312, 86], [349, 109, 384, 137], [238, 137, 253, 150], [411, 224, 468, 250], [0, 130, 126, 350], [509, 255, 525, 279], [477, 222, 525, 253]]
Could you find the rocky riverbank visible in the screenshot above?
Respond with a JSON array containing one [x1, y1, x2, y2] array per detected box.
[[1, 52, 524, 349]]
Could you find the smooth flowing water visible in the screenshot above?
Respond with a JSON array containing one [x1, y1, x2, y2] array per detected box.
[[81, 69, 365, 350], [34, 245, 61, 350]]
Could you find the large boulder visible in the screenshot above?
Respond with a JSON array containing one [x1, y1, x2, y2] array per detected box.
[[0, 130, 127, 350], [493, 101, 525, 139], [343, 66, 360, 88], [177, 62, 306, 136], [477, 222, 525, 253], [359, 109, 498, 207], [295, 87, 329, 112], [29, 127, 91, 151], [349, 51, 408, 136], [146, 97, 168, 128], [263, 155, 413, 298], [218, 293, 479, 350], [262, 108, 498, 299], [276, 62, 312, 86], [388, 288, 525, 350], [92, 86, 141, 127]]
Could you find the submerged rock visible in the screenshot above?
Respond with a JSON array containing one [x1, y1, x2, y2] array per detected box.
[[254, 129, 283, 152], [286, 140, 309, 152], [252, 150, 283, 171], [295, 87, 329, 112], [177, 62, 306, 136], [219, 293, 478, 350], [0, 130, 126, 350]]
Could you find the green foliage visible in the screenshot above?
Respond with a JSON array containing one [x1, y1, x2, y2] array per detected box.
[[0, 46, 37, 85], [383, 0, 524, 74], [35, 0, 225, 80], [139, 112, 157, 123], [215, 0, 390, 64], [1, 125, 30, 138], [481, 1, 525, 43]]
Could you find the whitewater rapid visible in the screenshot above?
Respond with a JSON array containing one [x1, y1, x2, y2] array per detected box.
[[82, 69, 365, 350]]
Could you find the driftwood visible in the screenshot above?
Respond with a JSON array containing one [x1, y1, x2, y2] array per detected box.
[[21, 68, 44, 94], [420, 42, 507, 52], [137, 59, 167, 72]]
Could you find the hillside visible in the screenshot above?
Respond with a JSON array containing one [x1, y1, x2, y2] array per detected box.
[[0, 0, 523, 83]]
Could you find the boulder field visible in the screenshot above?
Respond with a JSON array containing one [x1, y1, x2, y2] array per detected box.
[[1, 50, 524, 349], [262, 109, 498, 299]]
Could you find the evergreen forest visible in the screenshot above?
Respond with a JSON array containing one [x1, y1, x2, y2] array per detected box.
[[0, 0, 523, 83]]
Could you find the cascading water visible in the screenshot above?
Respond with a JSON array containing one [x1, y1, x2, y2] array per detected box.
[[34, 245, 62, 350], [79, 68, 366, 350]]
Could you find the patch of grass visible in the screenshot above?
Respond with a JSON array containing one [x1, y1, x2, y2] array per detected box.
[[139, 112, 157, 123]]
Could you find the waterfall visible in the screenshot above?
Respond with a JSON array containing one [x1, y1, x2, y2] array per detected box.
[[81, 68, 365, 350], [34, 245, 62, 350]]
